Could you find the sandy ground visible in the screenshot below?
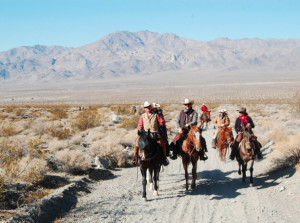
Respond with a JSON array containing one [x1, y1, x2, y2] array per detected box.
[[59, 126, 300, 223]]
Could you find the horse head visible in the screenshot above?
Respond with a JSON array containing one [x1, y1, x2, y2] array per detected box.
[[187, 125, 202, 152], [138, 130, 158, 160]]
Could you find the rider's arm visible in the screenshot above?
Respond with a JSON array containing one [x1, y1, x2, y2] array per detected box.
[[247, 116, 255, 128], [176, 112, 181, 128], [225, 116, 230, 126], [137, 116, 144, 130], [188, 111, 198, 126]]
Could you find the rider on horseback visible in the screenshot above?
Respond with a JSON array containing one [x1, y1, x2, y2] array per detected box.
[[200, 103, 210, 121], [132, 101, 169, 166], [169, 98, 208, 161], [229, 108, 263, 160], [211, 108, 230, 149]]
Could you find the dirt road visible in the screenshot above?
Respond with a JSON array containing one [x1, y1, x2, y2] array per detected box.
[[60, 127, 300, 223]]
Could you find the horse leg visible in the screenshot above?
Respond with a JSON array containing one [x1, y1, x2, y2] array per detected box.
[[146, 169, 151, 183], [249, 160, 254, 185], [153, 167, 159, 196], [242, 163, 247, 183], [191, 161, 197, 189], [148, 169, 154, 191], [238, 162, 241, 175], [141, 167, 147, 200], [183, 161, 189, 191]]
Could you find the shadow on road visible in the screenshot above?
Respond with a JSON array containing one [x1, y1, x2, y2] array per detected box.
[[174, 167, 296, 200]]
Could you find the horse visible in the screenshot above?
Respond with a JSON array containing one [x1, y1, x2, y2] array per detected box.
[[216, 126, 234, 161], [180, 125, 203, 190], [236, 128, 255, 185], [200, 111, 211, 130], [137, 130, 163, 201]]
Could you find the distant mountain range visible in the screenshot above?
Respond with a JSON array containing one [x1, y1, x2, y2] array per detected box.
[[1, 30, 299, 81]]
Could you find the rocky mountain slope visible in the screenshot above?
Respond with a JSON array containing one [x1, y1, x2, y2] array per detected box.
[[1, 31, 300, 81]]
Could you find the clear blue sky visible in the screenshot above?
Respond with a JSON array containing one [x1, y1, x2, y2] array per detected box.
[[0, 0, 299, 52]]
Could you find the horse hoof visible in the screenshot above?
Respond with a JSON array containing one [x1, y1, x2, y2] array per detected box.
[[191, 184, 195, 189], [250, 183, 253, 187], [238, 170, 241, 175], [142, 197, 147, 202], [153, 191, 158, 196]]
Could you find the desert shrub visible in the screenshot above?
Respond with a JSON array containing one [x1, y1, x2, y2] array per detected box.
[[110, 105, 131, 115], [70, 134, 83, 145], [49, 108, 68, 120], [0, 113, 8, 120], [47, 140, 67, 152], [22, 119, 33, 131], [267, 128, 289, 144], [268, 134, 300, 172], [72, 109, 100, 131], [0, 124, 16, 137], [32, 121, 51, 136], [119, 115, 140, 130], [49, 126, 71, 140], [17, 156, 49, 183], [5, 106, 16, 113], [90, 140, 128, 168], [54, 149, 90, 174], [15, 108, 25, 116]]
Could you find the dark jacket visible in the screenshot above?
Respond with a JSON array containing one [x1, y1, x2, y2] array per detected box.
[[234, 116, 255, 133]]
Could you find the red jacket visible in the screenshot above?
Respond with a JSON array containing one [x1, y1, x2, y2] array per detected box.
[[201, 105, 208, 112]]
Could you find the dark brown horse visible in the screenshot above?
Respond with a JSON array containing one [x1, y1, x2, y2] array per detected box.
[[216, 127, 234, 161], [181, 125, 203, 190], [137, 130, 163, 200], [236, 128, 255, 185], [200, 111, 211, 130]]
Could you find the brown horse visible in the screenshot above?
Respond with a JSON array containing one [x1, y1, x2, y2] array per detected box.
[[216, 127, 234, 161], [236, 128, 255, 185], [200, 111, 211, 130], [181, 125, 203, 190]]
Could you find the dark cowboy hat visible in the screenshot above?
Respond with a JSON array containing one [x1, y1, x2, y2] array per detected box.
[[237, 107, 248, 115]]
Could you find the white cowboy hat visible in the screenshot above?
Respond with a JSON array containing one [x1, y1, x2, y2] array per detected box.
[[219, 108, 227, 113], [143, 101, 151, 108], [202, 103, 205, 105], [152, 102, 160, 108], [182, 98, 194, 105]]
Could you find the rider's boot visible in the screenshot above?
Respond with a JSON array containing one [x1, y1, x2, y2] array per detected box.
[[199, 149, 208, 161], [132, 140, 139, 166], [162, 144, 169, 166], [169, 142, 178, 160]]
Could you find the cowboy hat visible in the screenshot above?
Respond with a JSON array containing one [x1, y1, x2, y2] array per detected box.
[[143, 101, 151, 108], [152, 102, 160, 108], [182, 98, 194, 105], [219, 108, 227, 113], [237, 107, 248, 115]]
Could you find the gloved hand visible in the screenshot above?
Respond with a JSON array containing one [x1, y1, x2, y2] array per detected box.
[[246, 123, 252, 128], [220, 124, 224, 127], [185, 124, 189, 128], [178, 128, 183, 134]]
